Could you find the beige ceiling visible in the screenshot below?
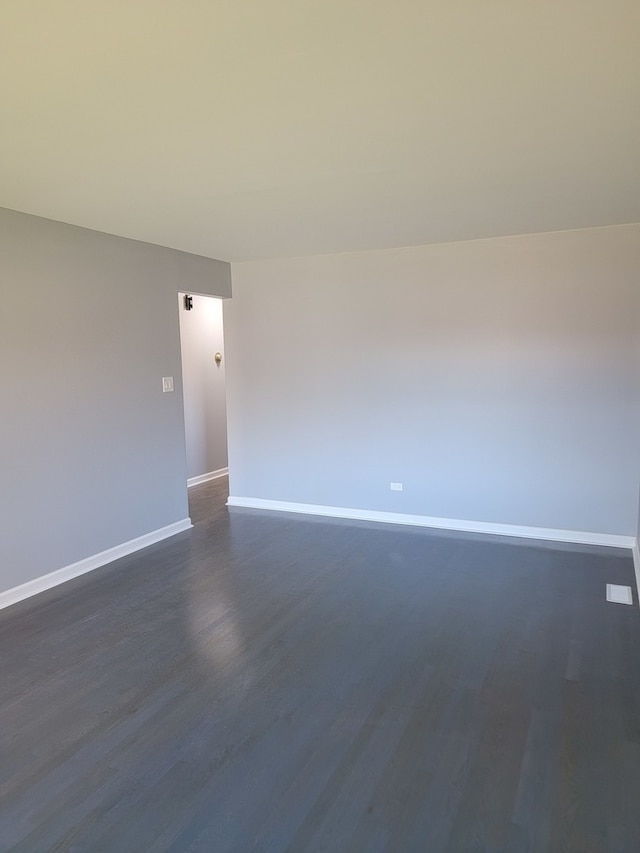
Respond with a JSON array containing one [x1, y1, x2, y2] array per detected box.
[[1, 1, 638, 262]]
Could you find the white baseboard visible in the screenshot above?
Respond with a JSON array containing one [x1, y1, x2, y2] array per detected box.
[[0, 518, 193, 612], [633, 540, 640, 606], [187, 467, 229, 488], [226, 497, 636, 550]]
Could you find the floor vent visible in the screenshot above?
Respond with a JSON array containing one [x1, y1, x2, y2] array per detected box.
[[606, 584, 633, 605]]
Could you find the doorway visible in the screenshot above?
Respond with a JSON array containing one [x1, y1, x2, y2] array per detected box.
[[178, 293, 229, 517]]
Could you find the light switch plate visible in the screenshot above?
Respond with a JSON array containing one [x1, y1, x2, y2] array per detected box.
[[162, 376, 174, 393]]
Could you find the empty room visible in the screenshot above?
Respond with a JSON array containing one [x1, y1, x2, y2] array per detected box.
[[1, 2, 640, 851]]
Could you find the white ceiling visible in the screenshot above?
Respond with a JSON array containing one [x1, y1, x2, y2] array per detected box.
[[1, 1, 638, 262]]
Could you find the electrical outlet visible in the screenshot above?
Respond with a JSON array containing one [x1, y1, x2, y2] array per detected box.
[[390, 482, 403, 491]]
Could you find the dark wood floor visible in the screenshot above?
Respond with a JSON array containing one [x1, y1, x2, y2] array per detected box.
[[2, 479, 640, 852]]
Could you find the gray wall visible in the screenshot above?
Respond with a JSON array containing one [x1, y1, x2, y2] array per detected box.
[[0, 208, 230, 595], [178, 293, 228, 479], [225, 224, 640, 537], [636, 307, 640, 544]]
